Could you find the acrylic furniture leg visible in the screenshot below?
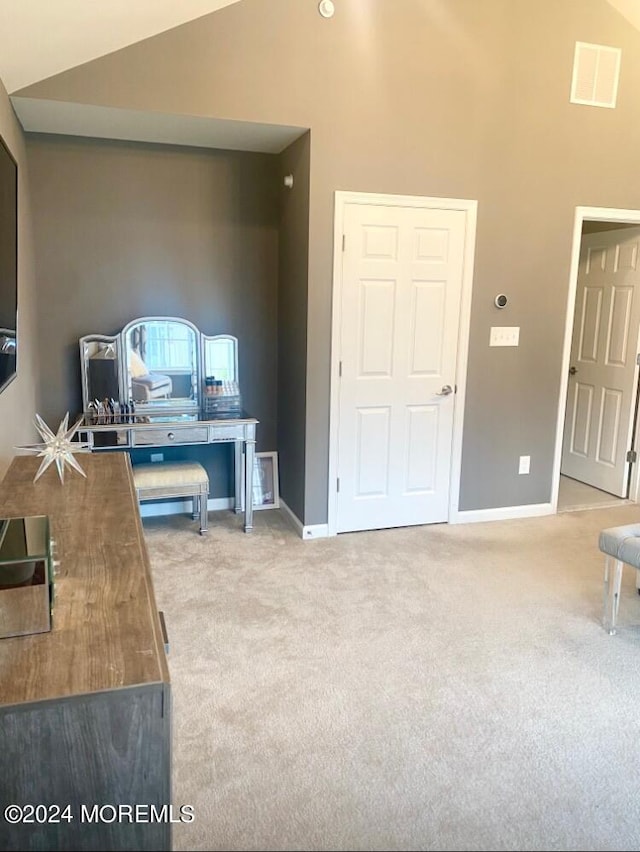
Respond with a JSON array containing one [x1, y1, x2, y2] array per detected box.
[[603, 555, 623, 635], [244, 439, 255, 533]]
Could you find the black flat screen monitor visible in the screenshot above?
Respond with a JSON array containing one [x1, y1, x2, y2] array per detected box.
[[0, 133, 17, 394]]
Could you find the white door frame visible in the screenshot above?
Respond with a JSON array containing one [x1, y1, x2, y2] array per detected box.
[[327, 191, 478, 536], [552, 205, 640, 511]]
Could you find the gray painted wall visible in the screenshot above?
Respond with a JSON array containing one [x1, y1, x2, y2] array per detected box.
[[16, 0, 640, 521], [277, 132, 310, 521], [0, 82, 37, 476], [25, 134, 279, 495]]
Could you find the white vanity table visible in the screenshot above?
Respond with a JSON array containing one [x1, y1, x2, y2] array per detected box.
[[77, 317, 259, 532]]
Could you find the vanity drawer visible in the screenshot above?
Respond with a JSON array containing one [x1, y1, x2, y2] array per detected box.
[[209, 425, 245, 441], [133, 426, 209, 446]]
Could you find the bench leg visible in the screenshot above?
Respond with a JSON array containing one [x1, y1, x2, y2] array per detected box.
[[199, 491, 208, 535], [603, 556, 624, 635], [192, 496, 199, 521]]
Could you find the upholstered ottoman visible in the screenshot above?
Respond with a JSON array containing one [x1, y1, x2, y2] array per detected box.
[[598, 523, 640, 634], [132, 461, 209, 534]]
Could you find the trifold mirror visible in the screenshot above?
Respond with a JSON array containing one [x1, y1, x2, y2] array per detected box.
[[80, 317, 239, 414]]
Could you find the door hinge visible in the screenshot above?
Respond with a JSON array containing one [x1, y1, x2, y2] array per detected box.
[[337, 477, 340, 492], [627, 450, 637, 463], [637, 353, 640, 366], [339, 361, 342, 377], [342, 234, 346, 252]]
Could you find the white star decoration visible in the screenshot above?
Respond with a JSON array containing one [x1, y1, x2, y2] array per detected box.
[[16, 413, 91, 483]]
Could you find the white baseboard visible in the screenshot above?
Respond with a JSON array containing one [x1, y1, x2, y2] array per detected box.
[[279, 499, 330, 540], [139, 496, 234, 519], [141, 496, 553, 530], [451, 502, 554, 524], [279, 498, 304, 535], [302, 523, 329, 540]]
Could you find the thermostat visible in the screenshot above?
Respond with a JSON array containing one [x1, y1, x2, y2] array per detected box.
[[494, 294, 508, 309]]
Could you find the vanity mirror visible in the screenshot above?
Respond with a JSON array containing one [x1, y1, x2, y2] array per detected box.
[[80, 317, 240, 416], [80, 334, 122, 409]]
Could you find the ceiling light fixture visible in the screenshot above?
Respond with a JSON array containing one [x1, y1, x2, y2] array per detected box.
[[318, 1, 335, 19]]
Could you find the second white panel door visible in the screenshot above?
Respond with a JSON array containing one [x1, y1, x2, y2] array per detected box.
[[562, 227, 640, 497]]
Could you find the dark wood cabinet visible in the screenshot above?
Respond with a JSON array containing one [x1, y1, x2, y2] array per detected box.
[[0, 453, 171, 851]]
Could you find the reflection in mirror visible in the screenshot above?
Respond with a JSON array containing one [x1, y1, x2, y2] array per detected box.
[[0, 328, 16, 391], [0, 134, 17, 395], [79, 335, 121, 411], [203, 335, 238, 383], [202, 334, 240, 414], [123, 318, 199, 408]]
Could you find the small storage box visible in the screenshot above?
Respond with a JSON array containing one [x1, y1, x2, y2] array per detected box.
[[203, 379, 242, 415], [0, 515, 53, 639]]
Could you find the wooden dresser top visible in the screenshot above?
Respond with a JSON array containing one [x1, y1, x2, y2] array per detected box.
[[0, 452, 169, 708]]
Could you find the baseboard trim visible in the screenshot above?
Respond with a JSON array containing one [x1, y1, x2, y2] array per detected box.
[[279, 499, 330, 540], [279, 498, 304, 536], [302, 523, 329, 540], [451, 502, 554, 524], [139, 496, 233, 519]]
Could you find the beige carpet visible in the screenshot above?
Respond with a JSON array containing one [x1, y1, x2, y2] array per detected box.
[[144, 504, 640, 852]]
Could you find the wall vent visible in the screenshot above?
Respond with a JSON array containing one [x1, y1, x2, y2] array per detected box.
[[570, 41, 621, 108]]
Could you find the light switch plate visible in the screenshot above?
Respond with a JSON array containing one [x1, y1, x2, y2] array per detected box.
[[490, 326, 520, 347]]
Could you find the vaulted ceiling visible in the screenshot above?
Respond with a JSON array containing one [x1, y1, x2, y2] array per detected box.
[[0, 0, 636, 153], [0, 0, 638, 96], [0, 0, 306, 153], [0, 0, 241, 93]]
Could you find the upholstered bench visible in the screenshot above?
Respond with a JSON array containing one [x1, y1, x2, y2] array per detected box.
[[598, 523, 640, 634], [132, 461, 209, 534]]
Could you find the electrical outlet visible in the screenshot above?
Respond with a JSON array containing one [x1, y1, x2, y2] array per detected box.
[[490, 326, 520, 347], [519, 455, 530, 475], [150, 453, 164, 463]]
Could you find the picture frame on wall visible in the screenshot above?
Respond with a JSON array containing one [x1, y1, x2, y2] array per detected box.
[[252, 451, 280, 510]]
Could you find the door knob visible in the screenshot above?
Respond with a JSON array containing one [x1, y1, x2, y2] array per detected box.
[[436, 385, 453, 396], [569, 366, 578, 375]]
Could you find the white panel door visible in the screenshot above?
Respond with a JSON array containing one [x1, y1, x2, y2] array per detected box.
[[562, 228, 640, 496], [336, 202, 466, 533]]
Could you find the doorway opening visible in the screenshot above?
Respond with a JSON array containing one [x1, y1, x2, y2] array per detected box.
[[553, 206, 640, 514]]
